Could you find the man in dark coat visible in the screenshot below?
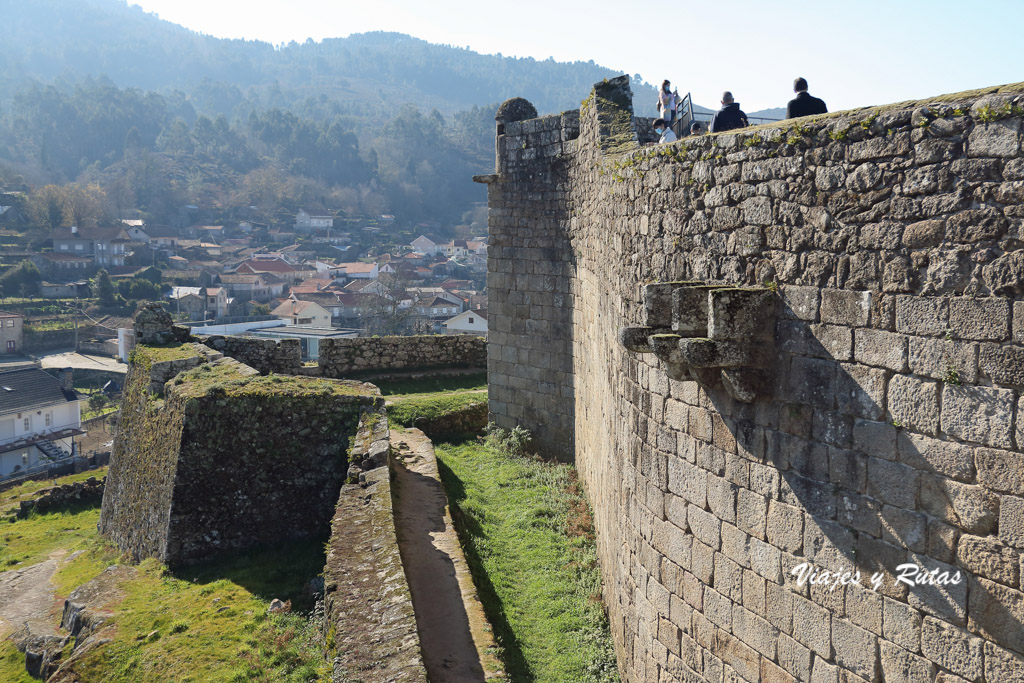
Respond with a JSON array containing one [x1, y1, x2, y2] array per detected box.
[[709, 92, 749, 133], [786, 77, 828, 119]]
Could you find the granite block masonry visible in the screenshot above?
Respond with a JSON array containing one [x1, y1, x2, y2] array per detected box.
[[100, 335, 382, 566], [480, 76, 1024, 682]]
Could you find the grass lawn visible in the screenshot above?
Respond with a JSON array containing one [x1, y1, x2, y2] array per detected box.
[[435, 440, 619, 682], [0, 467, 107, 512], [387, 392, 486, 429], [0, 470, 331, 683], [373, 371, 487, 396]]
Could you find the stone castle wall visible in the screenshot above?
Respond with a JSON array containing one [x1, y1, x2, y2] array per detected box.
[[99, 343, 381, 566], [197, 333, 486, 377], [486, 77, 1024, 681]]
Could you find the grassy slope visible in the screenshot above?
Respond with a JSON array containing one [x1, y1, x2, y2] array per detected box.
[[435, 441, 619, 682], [0, 472, 330, 683], [377, 371, 488, 428], [373, 371, 487, 396], [387, 392, 485, 428]]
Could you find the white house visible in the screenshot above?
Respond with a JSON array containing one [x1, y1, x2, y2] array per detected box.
[[295, 209, 334, 233], [337, 262, 379, 280], [0, 368, 82, 478], [411, 235, 443, 255], [271, 298, 332, 328], [443, 309, 487, 337]]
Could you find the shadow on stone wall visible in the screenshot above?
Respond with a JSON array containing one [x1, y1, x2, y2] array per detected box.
[[690, 286, 1024, 676]]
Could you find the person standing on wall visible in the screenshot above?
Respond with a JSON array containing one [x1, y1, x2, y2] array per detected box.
[[658, 80, 679, 126], [709, 92, 749, 133], [786, 77, 828, 119]]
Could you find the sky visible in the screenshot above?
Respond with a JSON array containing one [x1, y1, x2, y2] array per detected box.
[[129, 0, 1024, 113]]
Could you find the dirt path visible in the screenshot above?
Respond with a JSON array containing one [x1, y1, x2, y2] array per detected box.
[[390, 428, 504, 682], [0, 550, 65, 640]]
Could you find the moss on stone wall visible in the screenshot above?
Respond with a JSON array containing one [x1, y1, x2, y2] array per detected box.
[[101, 344, 382, 566]]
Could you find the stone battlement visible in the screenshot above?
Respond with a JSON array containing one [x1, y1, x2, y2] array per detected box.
[[483, 76, 1024, 681]]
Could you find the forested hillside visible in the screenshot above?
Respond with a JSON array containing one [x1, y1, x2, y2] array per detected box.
[[0, 0, 660, 229]]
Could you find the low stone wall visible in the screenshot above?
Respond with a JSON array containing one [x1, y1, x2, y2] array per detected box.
[[411, 401, 488, 440], [197, 335, 302, 375], [17, 477, 104, 517], [78, 339, 118, 357], [345, 404, 390, 484], [324, 440, 426, 682], [317, 335, 486, 377], [24, 327, 76, 352]]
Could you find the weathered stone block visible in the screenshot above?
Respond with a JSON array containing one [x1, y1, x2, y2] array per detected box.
[[888, 374, 940, 434], [896, 431, 974, 481], [977, 446, 1024, 494], [906, 554, 967, 625], [921, 617, 983, 680], [880, 504, 927, 552], [780, 285, 819, 321], [968, 118, 1022, 158], [791, 594, 832, 658], [879, 641, 936, 683], [895, 295, 948, 336], [835, 363, 886, 420], [984, 641, 1024, 682], [789, 356, 837, 407], [968, 574, 1024, 652], [948, 297, 1011, 341], [883, 596, 923, 653], [920, 474, 998, 535], [958, 534, 1019, 587], [978, 342, 1024, 386], [941, 384, 1015, 448], [852, 418, 897, 459], [908, 337, 977, 384], [854, 328, 908, 371], [820, 289, 871, 326], [1000, 495, 1024, 548], [903, 219, 945, 248]]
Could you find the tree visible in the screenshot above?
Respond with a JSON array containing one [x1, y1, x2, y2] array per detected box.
[[361, 272, 415, 335], [250, 303, 271, 315], [26, 185, 70, 229], [93, 269, 115, 306], [0, 260, 42, 296], [88, 393, 109, 414], [64, 183, 106, 227]]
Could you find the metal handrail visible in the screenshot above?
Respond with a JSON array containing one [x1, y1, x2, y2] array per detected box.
[[669, 91, 781, 136]]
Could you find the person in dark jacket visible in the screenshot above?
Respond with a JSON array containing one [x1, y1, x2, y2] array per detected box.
[[709, 92, 749, 133], [786, 77, 828, 119]]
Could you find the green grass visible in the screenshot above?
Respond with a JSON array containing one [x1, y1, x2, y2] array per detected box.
[[0, 468, 331, 682], [0, 644, 37, 683], [435, 440, 619, 682], [387, 392, 486, 428], [54, 541, 331, 683], [373, 371, 487, 396], [173, 363, 380, 400], [0, 505, 101, 569], [0, 467, 107, 511]]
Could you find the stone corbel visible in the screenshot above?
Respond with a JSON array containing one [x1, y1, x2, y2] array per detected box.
[[618, 282, 776, 402]]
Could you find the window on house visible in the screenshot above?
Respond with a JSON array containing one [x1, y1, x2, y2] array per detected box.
[[23, 417, 30, 431], [22, 452, 28, 464], [45, 412, 52, 427], [74, 243, 83, 250], [60, 244, 68, 251], [5, 319, 13, 327], [469, 317, 474, 324]]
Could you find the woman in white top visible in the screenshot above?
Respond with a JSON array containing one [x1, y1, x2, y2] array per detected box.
[[658, 80, 678, 125]]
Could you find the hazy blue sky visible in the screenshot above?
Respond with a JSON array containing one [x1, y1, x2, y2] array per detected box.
[[130, 0, 1023, 112]]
